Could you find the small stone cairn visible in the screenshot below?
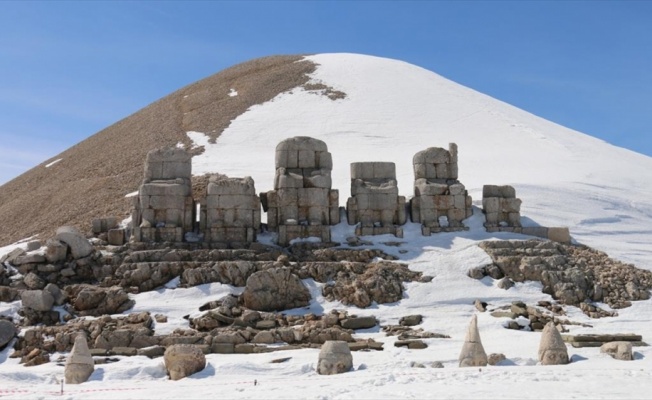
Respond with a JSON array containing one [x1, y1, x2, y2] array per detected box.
[[410, 144, 472, 235], [458, 315, 488, 367], [261, 137, 340, 246], [346, 162, 406, 237]]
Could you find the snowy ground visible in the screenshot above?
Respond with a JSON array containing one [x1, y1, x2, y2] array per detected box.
[[2, 213, 652, 399], [2, 53, 652, 398]]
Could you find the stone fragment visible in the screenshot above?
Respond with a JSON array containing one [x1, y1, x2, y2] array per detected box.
[[164, 345, 206, 380], [107, 229, 125, 246], [44, 283, 66, 306], [21, 290, 54, 312], [0, 320, 16, 349], [65, 334, 95, 384], [399, 315, 423, 326], [474, 299, 487, 312], [458, 315, 488, 367], [317, 340, 353, 375], [44, 239, 68, 263], [241, 268, 311, 312], [55, 226, 93, 259], [548, 227, 571, 244], [600, 341, 633, 361], [23, 272, 46, 289], [497, 277, 514, 290], [340, 316, 377, 330], [538, 322, 569, 365], [488, 353, 507, 365], [0, 248, 25, 264]]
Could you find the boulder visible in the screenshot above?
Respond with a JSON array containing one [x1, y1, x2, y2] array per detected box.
[[45, 239, 68, 263], [399, 314, 423, 326], [488, 353, 506, 365], [0, 247, 25, 264], [241, 268, 311, 312], [0, 320, 16, 349], [497, 277, 514, 290], [55, 226, 93, 259], [600, 341, 633, 361], [458, 315, 488, 367], [164, 344, 206, 380], [21, 290, 54, 312], [23, 272, 46, 289], [67, 285, 134, 316], [538, 322, 569, 365], [44, 283, 66, 306], [317, 340, 353, 375], [65, 334, 95, 384], [340, 316, 377, 330]]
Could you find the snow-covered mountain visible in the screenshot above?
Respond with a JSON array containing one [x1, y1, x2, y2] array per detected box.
[[1, 53, 652, 399], [190, 53, 652, 268]]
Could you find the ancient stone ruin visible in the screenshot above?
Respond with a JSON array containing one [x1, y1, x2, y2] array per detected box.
[[261, 137, 340, 246], [123, 140, 573, 245], [132, 148, 194, 242], [482, 184, 522, 229], [346, 162, 407, 237], [410, 144, 473, 235], [202, 175, 261, 245]]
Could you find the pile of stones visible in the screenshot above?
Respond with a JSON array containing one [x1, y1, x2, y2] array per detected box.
[[477, 240, 652, 311]]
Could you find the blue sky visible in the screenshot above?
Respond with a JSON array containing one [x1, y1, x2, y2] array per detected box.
[[1, 1, 650, 184]]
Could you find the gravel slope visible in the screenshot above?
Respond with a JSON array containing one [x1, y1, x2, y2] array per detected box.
[[0, 55, 315, 246]]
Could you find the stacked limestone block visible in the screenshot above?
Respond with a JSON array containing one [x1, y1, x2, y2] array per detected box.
[[482, 185, 522, 230], [346, 162, 407, 237], [410, 144, 473, 236], [203, 176, 261, 245], [261, 137, 340, 246], [132, 148, 194, 243]]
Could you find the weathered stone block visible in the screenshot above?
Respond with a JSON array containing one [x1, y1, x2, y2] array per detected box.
[[482, 197, 501, 213], [107, 229, 125, 246], [548, 227, 571, 244], [483, 185, 515, 199]]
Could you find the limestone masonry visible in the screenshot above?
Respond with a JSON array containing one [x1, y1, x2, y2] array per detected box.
[[123, 137, 569, 246]]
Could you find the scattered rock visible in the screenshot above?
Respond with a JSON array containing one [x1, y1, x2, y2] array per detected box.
[[497, 277, 514, 290], [399, 315, 423, 326], [488, 353, 506, 365], [0, 320, 16, 349], [66, 285, 134, 316], [394, 340, 427, 349], [600, 341, 633, 361], [164, 345, 207, 380], [21, 290, 54, 312], [317, 340, 353, 375], [55, 226, 93, 259], [241, 268, 311, 312], [474, 299, 487, 312], [430, 361, 444, 368], [340, 316, 377, 330]]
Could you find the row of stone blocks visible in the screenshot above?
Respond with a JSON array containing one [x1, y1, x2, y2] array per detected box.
[[127, 139, 571, 246]]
